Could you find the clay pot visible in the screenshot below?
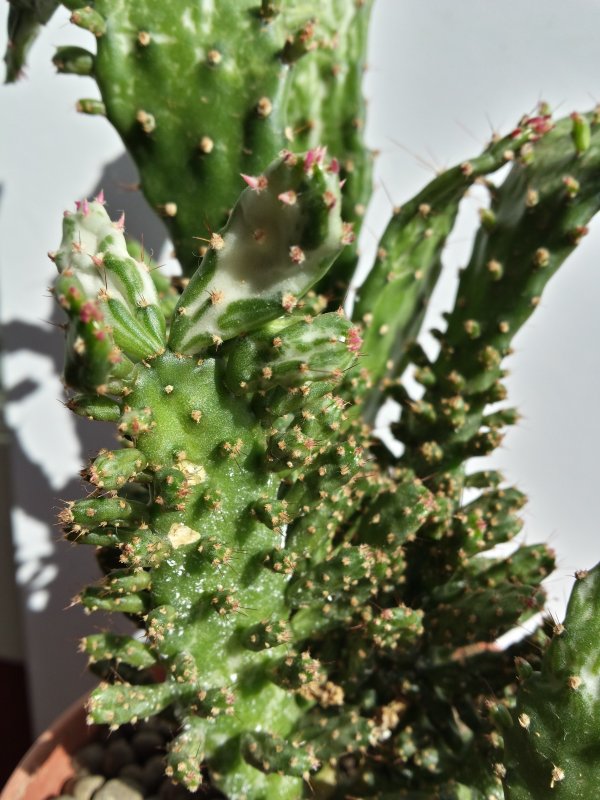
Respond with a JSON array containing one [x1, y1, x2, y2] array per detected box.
[[1, 698, 95, 800]]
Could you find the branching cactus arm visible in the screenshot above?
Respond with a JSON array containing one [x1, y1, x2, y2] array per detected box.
[[501, 564, 600, 799]]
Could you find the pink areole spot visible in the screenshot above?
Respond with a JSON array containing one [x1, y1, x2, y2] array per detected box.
[[115, 212, 126, 230], [94, 330, 106, 341], [95, 189, 106, 205], [241, 173, 268, 191], [341, 222, 355, 245], [278, 190, 297, 206], [346, 327, 363, 353], [80, 301, 104, 324], [328, 158, 340, 174], [280, 149, 298, 167], [289, 245, 306, 264], [322, 190, 337, 210]]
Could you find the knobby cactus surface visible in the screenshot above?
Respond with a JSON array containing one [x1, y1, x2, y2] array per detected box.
[[6, 2, 600, 798]]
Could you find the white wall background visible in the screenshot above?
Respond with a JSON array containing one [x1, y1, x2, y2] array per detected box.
[[1, 0, 599, 733]]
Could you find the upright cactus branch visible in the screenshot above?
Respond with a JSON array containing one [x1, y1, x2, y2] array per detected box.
[[13, 0, 373, 286]]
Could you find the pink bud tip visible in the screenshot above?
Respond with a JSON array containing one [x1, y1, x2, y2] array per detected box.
[[304, 149, 316, 172], [304, 146, 327, 173], [115, 212, 125, 230], [95, 189, 106, 205], [328, 158, 340, 174], [339, 178, 347, 189], [510, 127, 523, 139], [75, 199, 90, 216]]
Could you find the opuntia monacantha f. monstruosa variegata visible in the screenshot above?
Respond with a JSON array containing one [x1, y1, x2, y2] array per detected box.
[[7, 1, 600, 798]]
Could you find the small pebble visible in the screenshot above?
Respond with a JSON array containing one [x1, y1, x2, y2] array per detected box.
[[131, 730, 164, 761], [94, 778, 144, 800], [72, 775, 105, 800], [103, 739, 136, 777], [141, 755, 167, 793], [143, 718, 175, 742], [75, 743, 105, 774], [119, 765, 146, 787]]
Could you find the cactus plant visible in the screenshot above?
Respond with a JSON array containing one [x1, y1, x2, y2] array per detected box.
[[6, 2, 600, 799]]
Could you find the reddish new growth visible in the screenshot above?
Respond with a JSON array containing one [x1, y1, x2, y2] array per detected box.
[[511, 113, 553, 140]]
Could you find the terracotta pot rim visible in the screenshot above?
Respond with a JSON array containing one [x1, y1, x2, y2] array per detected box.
[[1, 696, 94, 800]]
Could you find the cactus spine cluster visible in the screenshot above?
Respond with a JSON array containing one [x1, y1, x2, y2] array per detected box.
[[7, 2, 600, 798]]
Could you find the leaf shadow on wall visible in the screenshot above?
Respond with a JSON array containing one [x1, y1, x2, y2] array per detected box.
[[3, 152, 170, 732]]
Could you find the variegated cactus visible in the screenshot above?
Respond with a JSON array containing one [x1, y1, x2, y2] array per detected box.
[[6, 2, 600, 798]]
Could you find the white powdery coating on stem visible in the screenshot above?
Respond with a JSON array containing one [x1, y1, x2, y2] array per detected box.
[[177, 166, 343, 350]]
